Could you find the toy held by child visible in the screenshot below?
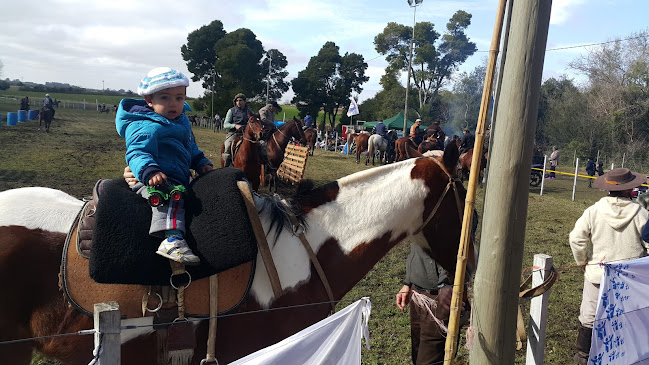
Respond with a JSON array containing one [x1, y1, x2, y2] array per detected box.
[[116, 67, 213, 266]]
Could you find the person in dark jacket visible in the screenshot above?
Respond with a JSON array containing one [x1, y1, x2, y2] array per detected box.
[[116, 67, 213, 266], [222, 93, 254, 167], [597, 162, 604, 176], [585, 158, 596, 188], [373, 120, 387, 138], [459, 128, 475, 154]]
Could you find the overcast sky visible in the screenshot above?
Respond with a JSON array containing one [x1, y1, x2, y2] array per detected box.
[[1, 0, 647, 104]]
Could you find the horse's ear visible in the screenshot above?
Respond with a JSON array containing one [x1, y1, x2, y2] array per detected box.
[[443, 141, 459, 173]]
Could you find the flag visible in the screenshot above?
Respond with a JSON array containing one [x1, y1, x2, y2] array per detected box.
[[347, 98, 359, 117]]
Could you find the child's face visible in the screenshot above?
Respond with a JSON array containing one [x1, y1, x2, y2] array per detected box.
[[146, 86, 187, 120]]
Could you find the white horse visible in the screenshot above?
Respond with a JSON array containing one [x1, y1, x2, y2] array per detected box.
[[366, 131, 396, 165]]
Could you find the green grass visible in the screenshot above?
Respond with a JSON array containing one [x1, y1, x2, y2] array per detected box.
[[0, 109, 609, 364]]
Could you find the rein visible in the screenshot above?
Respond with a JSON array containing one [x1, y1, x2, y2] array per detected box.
[[412, 157, 464, 236]]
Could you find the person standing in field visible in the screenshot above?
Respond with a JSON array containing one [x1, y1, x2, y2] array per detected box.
[[569, 168, 648, 364], [585, 157, 596, 188], [548, 146, 559, 179]]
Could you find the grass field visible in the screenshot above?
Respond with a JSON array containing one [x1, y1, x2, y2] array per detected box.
[[0, 107, 611, 365]]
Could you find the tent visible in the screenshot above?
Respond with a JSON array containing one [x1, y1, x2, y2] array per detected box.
[[363, 112, 415, 131]]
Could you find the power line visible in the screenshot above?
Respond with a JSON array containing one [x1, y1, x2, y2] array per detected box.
[[476, 34, 648, 53]]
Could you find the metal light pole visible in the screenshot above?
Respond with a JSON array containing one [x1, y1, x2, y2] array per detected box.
[[403, 0, 422, 134], [266, 53, 272, 104], [210, 69, 215, 119], [102, 80, 105, 93]]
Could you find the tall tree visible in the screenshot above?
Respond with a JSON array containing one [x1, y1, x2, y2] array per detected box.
[[261, 49, 290, 102], [449, 63, 486, 132], [374, 10, 476, 120], [181, 22, 290, 116], [292, 42, 369, 129]]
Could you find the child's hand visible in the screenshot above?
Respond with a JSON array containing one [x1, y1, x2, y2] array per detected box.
[[148, 172, 167, 186], [200, 165, 213, 175]]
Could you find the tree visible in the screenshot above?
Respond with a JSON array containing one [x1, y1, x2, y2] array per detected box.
[[261, 49, 290, 102], [292, 42, 369, 130], [181, 22, 290, 116], [357, 71, 411, 123], [449, 63, 486, 132], [374, 10, 477, 120]]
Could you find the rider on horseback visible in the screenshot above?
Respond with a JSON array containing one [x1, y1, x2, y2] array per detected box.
[[258, 101, 282, 166], [303, 113, 313, 130], [459, 128, 475, 154], [43, 93, 56, 118], [116, 67, 214, 265], [410, 118, 423, 145], [223, 93, 254, 167]]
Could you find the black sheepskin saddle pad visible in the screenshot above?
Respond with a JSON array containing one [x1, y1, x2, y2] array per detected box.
[[89, 168, 258, 285]]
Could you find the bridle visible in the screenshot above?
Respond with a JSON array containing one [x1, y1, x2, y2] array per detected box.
[[242, 118, 262, 143], [270, 119, 307, 148], [412, 157, 464, 235]]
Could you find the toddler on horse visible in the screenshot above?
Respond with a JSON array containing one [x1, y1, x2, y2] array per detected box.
[[116, 67, 214, 265]]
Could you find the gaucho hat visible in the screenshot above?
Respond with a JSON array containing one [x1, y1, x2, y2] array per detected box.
[[593, 168, 646, 191]]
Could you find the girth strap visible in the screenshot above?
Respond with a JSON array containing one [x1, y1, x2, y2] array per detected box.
[[237, 181, 282, 298]]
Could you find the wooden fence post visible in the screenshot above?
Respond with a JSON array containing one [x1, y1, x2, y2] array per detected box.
[[572, 158, 579, 201], [525, 254, 553, 365], [94, 301, 121, 365]]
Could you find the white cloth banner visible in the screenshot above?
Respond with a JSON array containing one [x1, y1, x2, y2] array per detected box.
[[347, 98, 359, 117], [230, 298, 372, 365], [590, 256, 649, 364]]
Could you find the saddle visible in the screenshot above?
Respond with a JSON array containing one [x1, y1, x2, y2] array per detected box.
[[60, 168, 260, 318]]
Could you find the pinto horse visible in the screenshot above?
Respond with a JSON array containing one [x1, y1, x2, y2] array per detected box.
[[219, 116, 264, 190], [0, 144, 474, 365], [38, 106, 54, 132]]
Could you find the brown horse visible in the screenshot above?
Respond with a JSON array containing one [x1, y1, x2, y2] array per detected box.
[[418, 137, 443, 154], [354, 132, 370, 164], [303, 127, 317, 156], [459, 148, 488, 183], [38, 106, 54, 132], [394, 137, 419, 162], [0, 144, 473, 365], [219, 116, 264, 190], [262, 117, 307, 190]]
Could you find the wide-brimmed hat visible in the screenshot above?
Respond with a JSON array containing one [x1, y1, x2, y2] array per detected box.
[[269, 101, 282, 112], [593, 168, 646, 191]]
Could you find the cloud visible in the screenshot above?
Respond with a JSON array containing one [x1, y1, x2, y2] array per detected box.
[[550, 0, 587, 25]]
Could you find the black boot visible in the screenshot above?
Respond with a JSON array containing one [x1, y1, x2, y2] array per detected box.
[[574, 325, 592, 364]]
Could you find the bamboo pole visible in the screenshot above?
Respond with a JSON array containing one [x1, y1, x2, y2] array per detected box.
[[469, 0, 552, 363], [443, 0, 507, 362]]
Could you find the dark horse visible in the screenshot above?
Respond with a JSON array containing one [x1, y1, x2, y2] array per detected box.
[[219, 116, 264, 190], [38, 106, 54, 132], [263, 117, 307, 189], [0, 144, 474, 365], [303, 127, 317, 156], [459, 148, 488, 184]]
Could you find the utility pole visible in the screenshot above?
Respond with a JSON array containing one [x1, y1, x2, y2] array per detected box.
[[266, 53, 272, 104], [469, 0, 552, 364], [102, 80, 105, 93], [210, 69, 215, 119], [403, 0, 422, 134]]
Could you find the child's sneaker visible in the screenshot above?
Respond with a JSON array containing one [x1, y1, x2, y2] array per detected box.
[[156, 237, 200, 266]]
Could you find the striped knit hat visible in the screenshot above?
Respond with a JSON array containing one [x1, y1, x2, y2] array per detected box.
[[137, 67, 189, 96]]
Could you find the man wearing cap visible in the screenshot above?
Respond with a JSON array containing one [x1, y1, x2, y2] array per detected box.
[[569, 168, 649, 364], [410, 119, 423, 145], [258, 101, 282, 166], [43, 93, 55, 118], [223, 93, 254, 167], [459, 128, 474, 154], [426, 120, 445, 141]]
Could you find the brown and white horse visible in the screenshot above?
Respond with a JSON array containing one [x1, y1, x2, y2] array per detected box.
[[0, 145, 474, 364]]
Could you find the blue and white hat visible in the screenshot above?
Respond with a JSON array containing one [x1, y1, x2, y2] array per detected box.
[[137, 67, 189, 96]]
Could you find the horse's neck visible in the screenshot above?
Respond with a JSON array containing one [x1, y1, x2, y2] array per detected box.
[[272, 125, 292, 149], [250, 160, 427, 308]]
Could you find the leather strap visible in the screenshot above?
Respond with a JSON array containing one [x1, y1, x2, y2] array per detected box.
[[515, 266, 559, 350], [283, 203, 336, 314], [237, 181, 283, 298], [203, 274, 219, 364]]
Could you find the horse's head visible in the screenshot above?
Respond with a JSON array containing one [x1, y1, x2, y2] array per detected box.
[[413, 142, 477, 277], [246, 114, 264, 141], [290, 117, 308, 145]]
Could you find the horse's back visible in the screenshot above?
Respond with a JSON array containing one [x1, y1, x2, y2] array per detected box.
[[0, 187, 82, 233]]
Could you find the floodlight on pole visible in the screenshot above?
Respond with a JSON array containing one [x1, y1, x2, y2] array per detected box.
[[403, 0, 422, 134]]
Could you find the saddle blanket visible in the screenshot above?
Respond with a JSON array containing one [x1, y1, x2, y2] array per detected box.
[[89, 168, 258, 285]]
